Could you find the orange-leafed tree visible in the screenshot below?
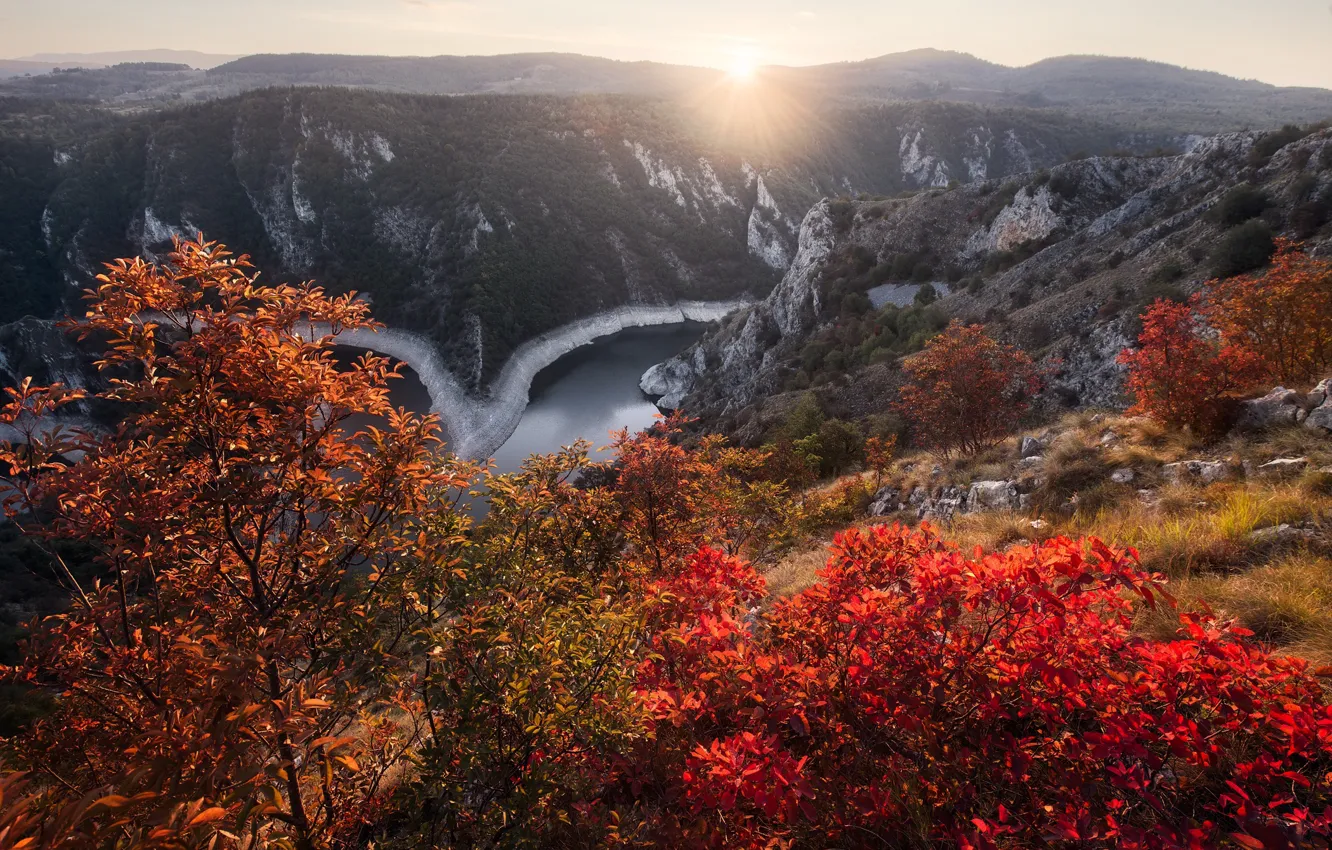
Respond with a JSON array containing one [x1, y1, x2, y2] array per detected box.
[[1119, 298, 1261, 435], [864, 434, 897, 490], [1203, 239, 1332, 385], [0, 238, 474, 847], [895, 321, 1042, 458]]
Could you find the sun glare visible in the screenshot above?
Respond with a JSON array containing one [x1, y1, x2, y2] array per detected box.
[[727, 57, 756, 82]]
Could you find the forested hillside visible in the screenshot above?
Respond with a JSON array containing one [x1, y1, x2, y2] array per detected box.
[[1, 89, 1161, 387]]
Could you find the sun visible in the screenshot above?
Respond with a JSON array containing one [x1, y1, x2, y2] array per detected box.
[[727, 56, 757, 82]]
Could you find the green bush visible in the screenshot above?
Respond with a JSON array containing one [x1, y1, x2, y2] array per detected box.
[[1248, 124, 1311, 165], [1211, 220, 1276, 278], [1210, 185, 1270, 228]]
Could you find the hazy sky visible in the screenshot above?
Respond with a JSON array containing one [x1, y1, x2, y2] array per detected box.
[[3, 0, 1331, 88]]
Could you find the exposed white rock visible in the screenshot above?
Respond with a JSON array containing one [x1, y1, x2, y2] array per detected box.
[[291, 171, 317, 225], [1003, 130, 1033, 173], [1162, 460, 1237, 485], [770, 202, 836, 337], [1234, 387, 1307, 433], [375, 206, 432, 256], [625, 141, 688, 208], [140, 207, 187, 247], [899, 129, 950, 188], [748, 210, 791, 270], [962, 128, 994, 182], [698, 158, 740, 208], [965, 480, 1021, 513], [1256, 457, 1310, 479], [966, 185, 1060, 256], [1019, 436, 1046, 459]]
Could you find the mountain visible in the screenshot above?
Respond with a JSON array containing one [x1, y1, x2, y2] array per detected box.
[[17, 50, 241, 70], [2, 49, 1330, 135], [210, 52, 723, 96], [646, 126, 1332, 444], [0, 88, 1165, 392], [780, 50, 1332, 133]]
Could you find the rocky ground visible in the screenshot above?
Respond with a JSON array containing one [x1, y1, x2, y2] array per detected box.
[[766, 377, 1332, 665]]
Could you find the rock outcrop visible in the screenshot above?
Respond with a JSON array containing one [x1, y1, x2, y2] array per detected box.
[[663, 125, 1332, 437]]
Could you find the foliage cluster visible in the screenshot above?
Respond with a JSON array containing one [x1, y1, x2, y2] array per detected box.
[[1122, 240, 1332, 432], [5, 242, 1332, 849], [897, 321, 1044, 458]]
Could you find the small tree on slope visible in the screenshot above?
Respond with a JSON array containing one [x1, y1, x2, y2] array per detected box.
[[896, 321, 1042, 457]]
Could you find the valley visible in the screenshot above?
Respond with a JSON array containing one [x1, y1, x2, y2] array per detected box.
[[4, 28, 1332, 844]]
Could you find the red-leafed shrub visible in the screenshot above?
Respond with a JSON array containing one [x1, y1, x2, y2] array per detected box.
[[1203, 239, 1332, 385], [897, 321, 1043, 457], [619, 524, 1332, 849], [1119, 298, 1261, 435]]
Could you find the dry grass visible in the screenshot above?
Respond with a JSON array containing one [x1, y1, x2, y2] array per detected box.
[[763, 410, 1332, 667], [764, 546, 830, 599], [1138, 553, 1332, 665]]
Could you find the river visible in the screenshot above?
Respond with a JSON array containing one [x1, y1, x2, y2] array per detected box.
[[338, 322, 707, 474]]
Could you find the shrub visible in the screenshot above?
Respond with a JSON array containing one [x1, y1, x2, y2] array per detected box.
[[1210, 184, 1270, 227], [627, 525, 1332, 848], [1248, 123, 1311, 165], [1211, 219, 1276, 278], [1049, 171, 1080, 200], [1118, 298, 1261, 435], [1203, 239, 1332, 384], [1292, 195, 1330, 239], [896, 321, 1043, 457], [814, 418, 864, 477]]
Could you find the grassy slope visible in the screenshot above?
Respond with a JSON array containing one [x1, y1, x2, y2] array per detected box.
[[767, 411, 1332, 665]]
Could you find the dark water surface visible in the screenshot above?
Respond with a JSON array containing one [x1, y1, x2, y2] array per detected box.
[[491, 323, 707, 473], [337, 322, 706, 475]]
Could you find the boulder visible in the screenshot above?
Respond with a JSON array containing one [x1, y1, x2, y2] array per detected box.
[[965, 480, 1021, 513], [1309, 378, 1332, 409], [1017, 456, 1046, 471], [1248, 524, 1316, 545], [1234, 387, 1305, 433], [1306, 392, 1332, 434], [917, 486, 966, 523], [1110, 468, 1136, 484], [1019, 436, 1045, 458], [1256, 457, 1310, 479], [1162, 460, 1237, 485], [868, 487, 902, 517]]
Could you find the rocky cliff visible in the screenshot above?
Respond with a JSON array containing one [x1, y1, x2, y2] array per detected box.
[[3, 90, 1167, 401], [647, 126, 1332, 443]]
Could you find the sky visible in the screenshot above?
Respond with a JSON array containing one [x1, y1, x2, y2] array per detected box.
[[3, 0, 1331, 88]]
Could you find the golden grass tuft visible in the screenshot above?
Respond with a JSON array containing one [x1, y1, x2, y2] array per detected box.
[[765, 546, 830, 599]]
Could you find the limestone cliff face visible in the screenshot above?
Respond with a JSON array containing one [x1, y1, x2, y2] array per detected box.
[[651, 126, 1332, 431], [25, 89, 1171, 400], [641, 202, 839, 413]]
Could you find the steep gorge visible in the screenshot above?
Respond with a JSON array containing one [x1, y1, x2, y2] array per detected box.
[[650, 126, 1332, 444]]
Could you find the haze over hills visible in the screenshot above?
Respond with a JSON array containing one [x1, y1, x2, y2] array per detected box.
[[2, 48, 1330, 134], [16, 50, 242, 69]]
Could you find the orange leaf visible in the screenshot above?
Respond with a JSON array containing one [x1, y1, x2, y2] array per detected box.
[[187, 807, 228, 827]]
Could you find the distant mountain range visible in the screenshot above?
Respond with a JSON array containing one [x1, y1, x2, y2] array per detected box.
[[2, 49, 1330, 134], [13, 49, 242, 69]]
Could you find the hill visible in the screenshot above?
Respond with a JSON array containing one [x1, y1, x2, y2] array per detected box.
[[2, 49, 1330, 134], [16, 50, 241, 69]]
